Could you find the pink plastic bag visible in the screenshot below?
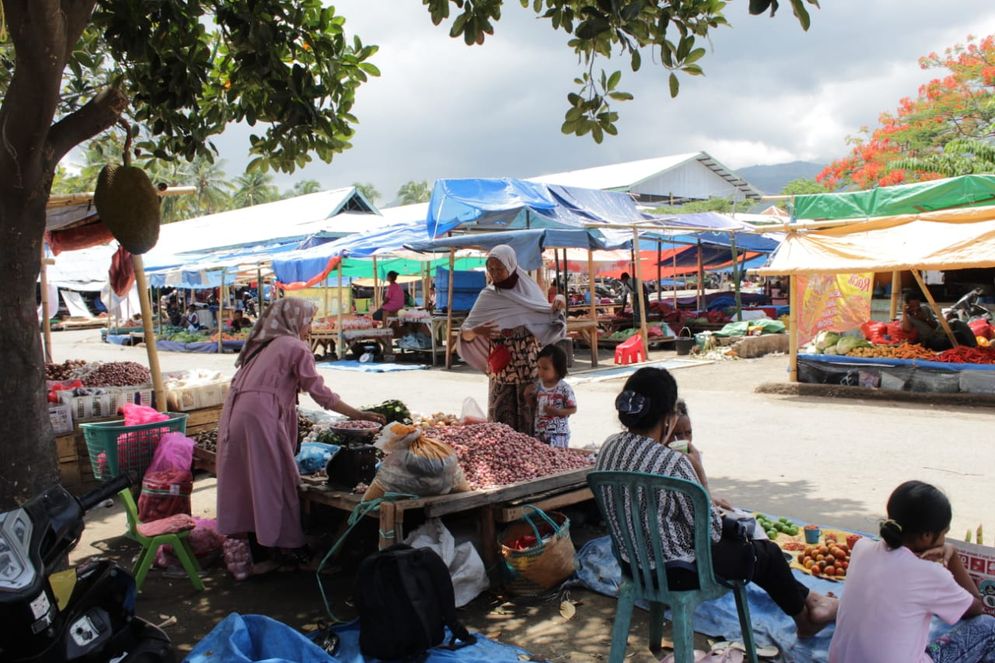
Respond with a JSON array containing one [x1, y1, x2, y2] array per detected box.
[[147, 432, 194, 475], [121, 403, 169, 426], [155, 517, 226, 569], [138, 433, 195, 521]]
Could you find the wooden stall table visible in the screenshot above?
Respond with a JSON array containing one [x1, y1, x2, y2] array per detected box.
[[566, 318, 600, 367], [309, 329, 338, 357], [299, 467, 592, 568]]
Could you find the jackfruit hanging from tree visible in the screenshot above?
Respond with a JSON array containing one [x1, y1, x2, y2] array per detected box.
[[94, 121, 161, 255]]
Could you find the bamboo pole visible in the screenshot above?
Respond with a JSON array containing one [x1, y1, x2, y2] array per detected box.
[[217, 274, 225, 354], [889, 271, 901, 320], [587, 248, 598, 367], [336, 261, 345, 358], [696, 239, 704, 312], [323, 275, 330, 319], [788, 273, 799, 382], [39, 248, 53, 363], [132, 255, 166, 412], [911, 269, 958, 347], [730, 232, 742, 322], [656, 240, 662, 307], [445, 249, 456, 369], [672, 239, 679, 308], [257, 264, 264, 315], [372, 256, 380, 310], [632, 228, 650, 359]]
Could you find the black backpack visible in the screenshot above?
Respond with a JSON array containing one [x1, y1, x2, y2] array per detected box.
[[356, 544, 476, 661]]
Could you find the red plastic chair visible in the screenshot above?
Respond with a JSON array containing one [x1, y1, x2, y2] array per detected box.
[[614, 334, 645, 365]]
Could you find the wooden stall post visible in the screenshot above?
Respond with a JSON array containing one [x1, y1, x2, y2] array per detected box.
[[788, 272, 799, 382], [217, 272, 225, 354], [889, 271, 901, 320], [39, 247, 53, 363], [730, 232, 742, 321], [672, 239, 679, 307], [336, 261, 345, 359], [444, 249, 456, 370], [632, 227, 650, 359], [587, 248, 598, 367], [257, 263, 264, 314], [372, 256, 380, 310], [696, 239, 705, 312], [911, 269, 958, 347], [132, 254, 167, 411], [656, 240, 662, 306], [323, 275, 330, 319]]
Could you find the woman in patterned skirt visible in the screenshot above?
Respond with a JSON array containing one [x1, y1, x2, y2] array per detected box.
[[459, 245, 566, 436]]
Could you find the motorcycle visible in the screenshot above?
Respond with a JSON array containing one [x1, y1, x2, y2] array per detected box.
[[0, 475, 174, 662], [943, 287, 992, 324]]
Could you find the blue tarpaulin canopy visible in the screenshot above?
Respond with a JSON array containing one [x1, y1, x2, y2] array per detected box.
[[426, 178, 651, 238], [406, 227, 631, 270]]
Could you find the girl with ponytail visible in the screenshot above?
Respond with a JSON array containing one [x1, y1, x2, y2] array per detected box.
[[829, 481, 995, 663]]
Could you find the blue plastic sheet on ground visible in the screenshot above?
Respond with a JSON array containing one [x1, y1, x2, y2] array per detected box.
[[184, 613, 336, 663], [157, 340, 245, 353], [799, 353, 995, 372], [322, 360, 429, 372], [575, 534, 954, 663], [184, 614, 535, 663], [326, 621, 535, 663]]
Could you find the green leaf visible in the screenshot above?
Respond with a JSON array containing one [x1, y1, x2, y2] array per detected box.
[[608, 91, 633, 101], [669, 72, 680, 97], [685, 47, 706, 64], [631, 49, 641, 72], [358, 62, 380, 76], [683, 64, 704, 76], [592, 124, 604, 143], [607, 70, 621, 90], [789, 0, 811, 30]]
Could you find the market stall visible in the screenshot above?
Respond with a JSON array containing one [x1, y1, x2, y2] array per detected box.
[[759, 175, 995, 392]]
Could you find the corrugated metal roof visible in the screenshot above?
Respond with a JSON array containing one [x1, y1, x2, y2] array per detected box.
[[528, 151, 760, 199]]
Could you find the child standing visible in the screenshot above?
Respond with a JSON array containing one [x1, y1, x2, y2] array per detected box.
[[829, 481, 995, 663], [530, 344, 577, 448]]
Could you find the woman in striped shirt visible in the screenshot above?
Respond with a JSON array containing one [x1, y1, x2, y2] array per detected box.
[[595, 367, 838, 637]]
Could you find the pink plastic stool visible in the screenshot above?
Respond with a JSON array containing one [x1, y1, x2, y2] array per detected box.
[[614, 334, 645, 365]]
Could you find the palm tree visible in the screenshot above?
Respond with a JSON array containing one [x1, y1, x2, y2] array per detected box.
[[396, 180, 431, 205], [233, 171, 280, 208], [352, 181, 380, 204], [186, 155, 234, 215], [282, 179, 322, 199]]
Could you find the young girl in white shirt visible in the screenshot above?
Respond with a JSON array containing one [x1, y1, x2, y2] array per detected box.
[[829, 481, 995, 663]]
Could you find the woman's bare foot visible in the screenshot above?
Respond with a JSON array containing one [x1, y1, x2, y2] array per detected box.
[[794, 591, 839, 637]]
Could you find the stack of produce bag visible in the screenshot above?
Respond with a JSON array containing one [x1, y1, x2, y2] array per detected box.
[[137, 431, 195, 521]]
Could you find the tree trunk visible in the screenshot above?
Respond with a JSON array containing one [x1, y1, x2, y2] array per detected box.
[[0, 195, 57, 509]]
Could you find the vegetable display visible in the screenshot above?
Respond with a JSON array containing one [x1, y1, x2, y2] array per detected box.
[[361, 399, 412, 424], [428, 422, 593, 489], [80, 361, 152, 387], [756, 514, 799, 540], [45, 359, 88, 381], [798, 541, 852, 578]]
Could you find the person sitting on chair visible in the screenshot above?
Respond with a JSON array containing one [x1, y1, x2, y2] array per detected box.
[[901, 291, 976, 351], [596, 367, 839, 638]]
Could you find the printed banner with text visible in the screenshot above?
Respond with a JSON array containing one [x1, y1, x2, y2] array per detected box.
[[796, 273, 874, 346]]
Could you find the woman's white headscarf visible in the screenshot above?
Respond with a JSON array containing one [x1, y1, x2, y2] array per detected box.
[[458, 244, 566, 371]]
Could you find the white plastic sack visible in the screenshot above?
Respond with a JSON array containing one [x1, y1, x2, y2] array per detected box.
[[404, 518, 489, 607]]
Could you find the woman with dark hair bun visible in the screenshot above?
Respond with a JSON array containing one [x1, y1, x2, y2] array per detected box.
[[596, 367, 838, 638], [830, 481, 995, 663]]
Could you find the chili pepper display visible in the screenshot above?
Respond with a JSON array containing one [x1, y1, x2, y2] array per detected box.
[[935, 345, 995, 364]]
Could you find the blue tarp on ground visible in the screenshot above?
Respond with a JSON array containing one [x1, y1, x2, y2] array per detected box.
[[799, 353, 995, 372], [184, 614, 533, 663], [157, 340, 244, 353], [426, 178, 650, 238]]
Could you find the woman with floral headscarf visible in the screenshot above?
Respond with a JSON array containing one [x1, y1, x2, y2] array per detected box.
[[459, 245, 566, 435], [216, 298, 383, 572]]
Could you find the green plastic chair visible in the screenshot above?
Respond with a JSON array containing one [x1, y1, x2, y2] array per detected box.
[[117, 489, 204, 592], [587, 471, 758, 663]]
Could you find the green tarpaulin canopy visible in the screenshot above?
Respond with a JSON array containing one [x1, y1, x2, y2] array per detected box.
[[792, 174, 995, 221]]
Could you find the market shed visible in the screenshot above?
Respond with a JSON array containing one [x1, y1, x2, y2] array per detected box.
[[528, 152, 762, 204], [759, 175, 995, 385]]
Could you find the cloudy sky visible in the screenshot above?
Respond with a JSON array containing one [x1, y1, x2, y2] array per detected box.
[[209, 1, 995, 202]]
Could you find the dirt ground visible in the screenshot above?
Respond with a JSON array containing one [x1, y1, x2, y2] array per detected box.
[[57, 329, 995, 660]]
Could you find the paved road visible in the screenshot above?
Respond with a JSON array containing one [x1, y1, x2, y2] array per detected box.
[[55, 329, 995, 539]]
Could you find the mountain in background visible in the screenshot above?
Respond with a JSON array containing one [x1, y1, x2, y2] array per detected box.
[[736, 161, 825, 194]]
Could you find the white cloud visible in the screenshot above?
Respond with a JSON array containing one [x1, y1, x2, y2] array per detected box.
[[207, 1, 995, 197]]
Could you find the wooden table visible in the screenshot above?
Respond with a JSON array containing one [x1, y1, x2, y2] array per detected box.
[[566, 319, 600, 367], [299, 467, 592, 567]]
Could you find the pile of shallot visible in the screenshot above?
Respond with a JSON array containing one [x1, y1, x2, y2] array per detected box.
[[80, 361, 152, 387], [428, 422, 592, 489]]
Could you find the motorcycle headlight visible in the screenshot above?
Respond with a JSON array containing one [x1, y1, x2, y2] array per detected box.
[[0, 510, 34, 592]]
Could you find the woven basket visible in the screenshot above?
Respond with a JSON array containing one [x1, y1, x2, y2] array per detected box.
[[499, 506, 575, 596]]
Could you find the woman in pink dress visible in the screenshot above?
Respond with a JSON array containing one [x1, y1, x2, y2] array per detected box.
[[216, 298, 383, 571]]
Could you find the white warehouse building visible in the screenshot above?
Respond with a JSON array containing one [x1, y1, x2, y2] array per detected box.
[[529, 151, 761, 205]]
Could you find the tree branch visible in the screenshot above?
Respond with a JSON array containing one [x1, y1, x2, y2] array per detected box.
[[47, 86, 128, 165]]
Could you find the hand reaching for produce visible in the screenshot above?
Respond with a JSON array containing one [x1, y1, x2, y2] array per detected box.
[[360, 411, 386, 424]]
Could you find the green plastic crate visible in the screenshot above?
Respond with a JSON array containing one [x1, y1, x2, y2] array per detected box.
[[81, 413, 189, 481]]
